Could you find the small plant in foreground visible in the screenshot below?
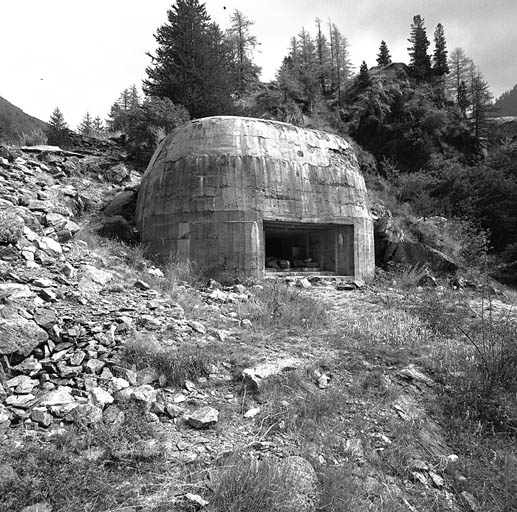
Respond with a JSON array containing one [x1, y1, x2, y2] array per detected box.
[[238, 282, 328, 329], [444, 314, 517, 435], [122, 334, 211, 387], [209, 452, 306, 512]]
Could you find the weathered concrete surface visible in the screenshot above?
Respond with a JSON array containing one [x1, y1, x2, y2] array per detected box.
[[136, 116, 374, 280]]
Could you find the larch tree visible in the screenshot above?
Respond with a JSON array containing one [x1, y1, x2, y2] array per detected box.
[[315, 18, 332, 95], [447, 47, 473, 105], [226, 9, 261, 96], [329, 22, 352, 103], [143, 0, 232, 118], [297, 27, 319, 112], [470, 67, 493, 140], [376, 40, 392, 66], [407, 15, 431, 79], [432, 23, 449, 77]]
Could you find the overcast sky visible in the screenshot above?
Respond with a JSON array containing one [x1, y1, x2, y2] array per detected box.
[[1, 0, 515, 128]]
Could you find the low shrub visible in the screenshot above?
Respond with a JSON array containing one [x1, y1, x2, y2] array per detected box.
[[122, 335, 211, 387], [237, 282, 328, 329]]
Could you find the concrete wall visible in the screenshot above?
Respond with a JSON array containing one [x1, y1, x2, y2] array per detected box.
[[136, 116, 375, 280]]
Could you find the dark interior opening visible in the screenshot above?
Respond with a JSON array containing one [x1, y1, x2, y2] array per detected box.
[[264, 222, 353, 273]]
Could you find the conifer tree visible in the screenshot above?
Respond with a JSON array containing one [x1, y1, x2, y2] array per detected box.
[[447, 47, 472, 104], [92, 116, 104, 132], [407, 15, 431, 79], [329, 22, 352, 103], [315, 18, 332, 95], [376, 40, 392, 66], [470, 67, 493, 140], [226, 9, 261, 96], [78, 112, 94, 136], [457, 80, 469, 117], [358, 61, 371, 88], [432, 23, 449, 76], [144, 0, 232, 118], [47, 107, 69, 146]]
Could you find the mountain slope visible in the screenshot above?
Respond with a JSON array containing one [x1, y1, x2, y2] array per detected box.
[[493, 83, 517, 116], [0, 95, 48, 143]]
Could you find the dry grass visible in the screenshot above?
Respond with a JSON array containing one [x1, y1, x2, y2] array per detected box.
[[122, 334, 212, 387], [209, 452, 301, 512], [237, 282, 328, 329]]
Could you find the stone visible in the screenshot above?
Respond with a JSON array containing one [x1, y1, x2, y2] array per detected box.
[[6, 393, 35, 408], [429, 471, 444, 488], [33, 308, 57, 330], [131, 384, 158, 406], [69, 350, 86, 365], [184, 493, 209, 508], [31, 407, 53, 427], [134, 279, 150, 290], [6, 375, 39, 394], [0, 309, 48, 356], [35, 236, 62, 257], [97, 215, 133, 242], [20, 502, 53, 512], [0, 283, 34, 299], [12, 355, 42, 373], [166, 403, 184, 418], [242, 358, 301, 390], [296, 278, 311, 288], [104, 189, 137, 217], [244, 407, 261, 419], [86, 359, 105, 374], [188, 320, 206, 334], [188, 406, 219, 429], [57, 362, 82, 378], [383, 241, 458, 275], [461, 491, 480, 511], [277, 456, 319, 512], [105, 162, 130, 184], [32, 278, 55, 288], [77, 265, 113, 292], [89, 387, 114, 408], [0, 403, 13, 425], [39, 386, 75, 406], [108, 377, 130, 393], [66, 403, 103, 425]]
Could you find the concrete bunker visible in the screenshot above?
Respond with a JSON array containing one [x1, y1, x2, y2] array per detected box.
[[136, 116, 375, 280]]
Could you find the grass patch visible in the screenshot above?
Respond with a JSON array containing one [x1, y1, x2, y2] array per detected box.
[[254, 371, 348, 438], [122, 334, 212, 387], [209, 451, 313, 512], [0, 405, 168, 512], [237, 282, 328, 329]]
